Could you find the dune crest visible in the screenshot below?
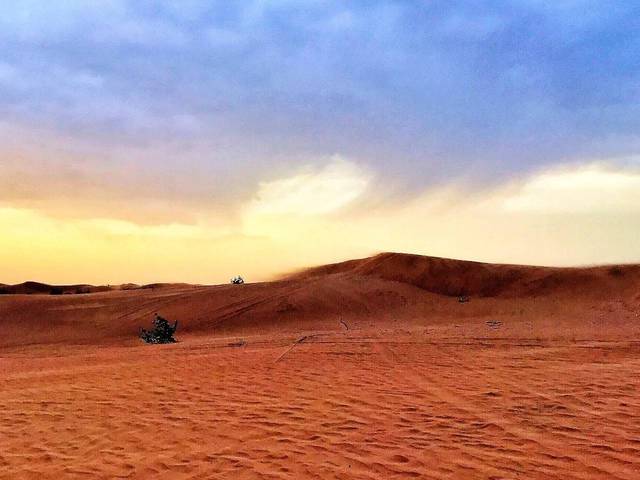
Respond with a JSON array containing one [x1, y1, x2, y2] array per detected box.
[[287, 251, 640, 297]]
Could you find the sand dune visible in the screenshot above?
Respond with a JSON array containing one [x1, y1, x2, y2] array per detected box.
[[1, 253, 639, 479], [0, 281, 111, 295], [288, 252, 640, 298], [0, 281, 197, 296], [2, 252, 638, 346]]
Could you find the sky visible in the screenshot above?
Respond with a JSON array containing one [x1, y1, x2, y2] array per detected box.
[[1, 0, 640, 284]]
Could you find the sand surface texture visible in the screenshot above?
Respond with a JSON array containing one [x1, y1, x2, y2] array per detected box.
[[1, 253, 639, 479]]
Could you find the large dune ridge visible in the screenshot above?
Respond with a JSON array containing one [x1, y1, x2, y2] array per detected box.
[[1, 252, 639, 479]]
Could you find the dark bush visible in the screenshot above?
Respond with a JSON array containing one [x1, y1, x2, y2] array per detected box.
[[139, 314, 178, 344]]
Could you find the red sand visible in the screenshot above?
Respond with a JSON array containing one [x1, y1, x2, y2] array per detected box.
[[1, 253, 639, 479]]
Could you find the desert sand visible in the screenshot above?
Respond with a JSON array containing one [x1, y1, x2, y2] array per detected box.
[[1, 252, 639, 479]]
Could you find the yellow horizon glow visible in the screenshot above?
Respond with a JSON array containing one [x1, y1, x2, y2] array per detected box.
[[2, 160, 640, 285]]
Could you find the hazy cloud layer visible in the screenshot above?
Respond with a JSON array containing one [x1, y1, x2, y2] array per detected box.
[[3, 160, 640, 284], [2, 1, 639, 190]]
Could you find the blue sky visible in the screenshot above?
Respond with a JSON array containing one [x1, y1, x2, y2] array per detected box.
[[1, 1, 640, 282]]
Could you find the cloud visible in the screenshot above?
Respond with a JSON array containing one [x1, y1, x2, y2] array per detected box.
[[0, 1, 186, 47], [1, 0, 639, 183], [245, 157, 369, 217], [242, 161, 640, 269], [502, 164, 640, 214], [81, 218, 214, 239]]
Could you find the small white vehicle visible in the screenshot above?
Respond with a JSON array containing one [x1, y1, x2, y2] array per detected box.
[[230, 275, 245, 285]]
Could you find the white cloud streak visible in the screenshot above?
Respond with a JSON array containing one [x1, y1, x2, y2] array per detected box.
[[245, 156, 370, 217], [501, 164, 640, 214]]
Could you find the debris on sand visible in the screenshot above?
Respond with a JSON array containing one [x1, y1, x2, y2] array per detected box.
[[139, 314, 178, 344], [486, 320, 502, 329], [275, 335, 313, 362], [228, 339, 246, 347], [483, 391, 501, 397], [458, 295, 470, 303]]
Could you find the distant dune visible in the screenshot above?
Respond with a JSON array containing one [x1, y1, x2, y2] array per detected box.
[[0, 281, 196, 295], [0, 281, 113, 295]]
